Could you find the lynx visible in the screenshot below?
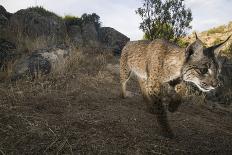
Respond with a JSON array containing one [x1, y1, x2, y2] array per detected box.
[[120, 34, 231, 138]]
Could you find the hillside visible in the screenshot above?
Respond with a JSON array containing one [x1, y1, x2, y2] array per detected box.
[[184, 22, 232, 56]]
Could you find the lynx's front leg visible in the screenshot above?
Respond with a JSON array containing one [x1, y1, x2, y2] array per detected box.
[[146, 79, 174, 138], [161, 83, 182, 113]]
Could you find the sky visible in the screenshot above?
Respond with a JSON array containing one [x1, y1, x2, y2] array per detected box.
[[1, 0, 232, 40]]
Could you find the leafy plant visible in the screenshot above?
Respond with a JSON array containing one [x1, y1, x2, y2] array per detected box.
[[81, 13, 101, 30], [63, 15, 82, 27], [207, 26, 225, 35], [20, 6, 60, 18], [136, 0, 192, 42]]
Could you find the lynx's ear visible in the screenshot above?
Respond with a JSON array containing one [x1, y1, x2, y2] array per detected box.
[[211, 35, 231, 57], [185, 38, 204, 61]]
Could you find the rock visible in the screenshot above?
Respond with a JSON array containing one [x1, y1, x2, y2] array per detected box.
[[0, 5, 11, 19], [82, 22, 100, 47], [0, 5, 11, 34], [7, 7, 67, 49], [0, 39, 18, 71], [99, 27, 130, 55], [11, 45, 71, 80], [67, 25, 83, 46]]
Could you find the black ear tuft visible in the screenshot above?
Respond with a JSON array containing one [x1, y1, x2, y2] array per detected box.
[[194, 32, 199, 40]]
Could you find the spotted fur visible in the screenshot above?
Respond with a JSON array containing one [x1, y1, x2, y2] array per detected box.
[[120, 35, 231, 138]]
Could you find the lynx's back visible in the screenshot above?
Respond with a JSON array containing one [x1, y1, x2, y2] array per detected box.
[[121, 39, 185, 83]]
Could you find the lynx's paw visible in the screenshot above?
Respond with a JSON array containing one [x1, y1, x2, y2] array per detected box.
[[122, 91, 136, 98]]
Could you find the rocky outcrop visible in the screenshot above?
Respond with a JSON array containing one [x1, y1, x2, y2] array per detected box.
[[82, 22, 100, 47], [99, 27, 130, 55], [67, 25, 83, 46], [0, 5, 130, 81], [11, 45, 71, 80], [6, 7, 67, 50], [0, 39, 18, 71], [0, 5, 11, 36]]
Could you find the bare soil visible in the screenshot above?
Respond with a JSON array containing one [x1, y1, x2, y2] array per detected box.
[[0, 49, 231, 155]]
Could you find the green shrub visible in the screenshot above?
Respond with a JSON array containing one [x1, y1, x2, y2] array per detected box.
[[207, 26, 225, 35], [176, 38, 190, 48], [21, 6, 60, 18], [81, 13, 101, 30], [63, 13, 101, 30], [63, 15, 81, 27], [213, 38, 221, 45]]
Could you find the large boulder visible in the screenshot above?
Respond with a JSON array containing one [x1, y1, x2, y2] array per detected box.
[[0, 39, 18, 71], [0, 5, 11, 19], [99, 27, 130, 55], [11, 45, 71, 80], [67, 25, 83, 46], [0, 5, 11, 36], [7, 7, 67, 50], [81, 22, 100, 47]]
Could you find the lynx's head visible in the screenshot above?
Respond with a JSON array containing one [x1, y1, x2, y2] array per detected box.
[[182, 34, 231, 92]]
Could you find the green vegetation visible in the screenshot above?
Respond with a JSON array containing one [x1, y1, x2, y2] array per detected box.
[[20, 6, 61, 18], [213, 38, 221, 46], [207, 25, 225, 35], [176, 38, 189, 48], [136, 0, 192, 42], [81, 13, 101, 29], [64, 13, 101, 30], [63, 15, 82, 27]]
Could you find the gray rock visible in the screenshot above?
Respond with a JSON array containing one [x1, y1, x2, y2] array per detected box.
[[99, 27, 130, 55], [68, 25, 83, 46], [0, 5, 11, 19], [82, 22, 100, 47], [0, 39, 18, 71], [11, 45, 71, 80], [8, 7, 67, 47]]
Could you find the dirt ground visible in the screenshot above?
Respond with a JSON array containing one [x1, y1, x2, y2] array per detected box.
[[0, 49, 231, 155]]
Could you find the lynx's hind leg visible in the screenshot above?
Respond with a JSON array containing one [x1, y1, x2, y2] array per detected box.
[[120, 53, 131, 98], [138, 78, 148, 100]]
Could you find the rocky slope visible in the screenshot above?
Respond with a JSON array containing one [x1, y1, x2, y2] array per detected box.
[[185, 22, 232, 52], [0, 5, 129, 80]]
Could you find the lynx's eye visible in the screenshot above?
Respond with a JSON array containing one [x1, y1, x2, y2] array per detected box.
[[199, 67, 208, 74]]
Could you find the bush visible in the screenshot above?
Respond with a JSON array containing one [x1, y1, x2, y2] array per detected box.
[[176, 39, 189, 48], [207, 26, 225, 35], [63, 13, 101, 30], [63, 15, 82, 27], [18, 6, 60, 18], [81, 13, 101, 30], [213, 38, 221, 46]]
